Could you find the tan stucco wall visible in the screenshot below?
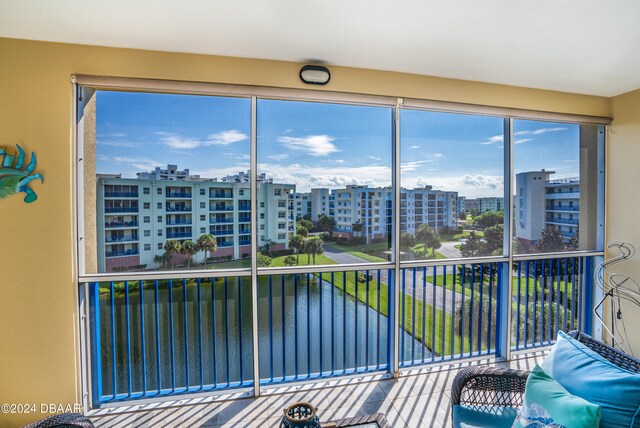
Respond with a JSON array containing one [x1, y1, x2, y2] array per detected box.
[[606, 88, 640, 357], [0, 36, 615, 426]]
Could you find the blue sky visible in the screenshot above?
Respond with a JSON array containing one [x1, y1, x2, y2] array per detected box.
[[96, 91, 580, 197]]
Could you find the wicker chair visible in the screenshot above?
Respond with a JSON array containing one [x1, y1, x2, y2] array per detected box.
[[451, 330, 640, 422], [22, 413, 94, 428]]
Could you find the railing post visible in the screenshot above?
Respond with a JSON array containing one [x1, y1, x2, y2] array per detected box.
[[250, 96, 261, 396], [390, 100, 402, 377], [497, 117, 514, 360], [581, 256, 595, 336], [87, 282, 101, 406]]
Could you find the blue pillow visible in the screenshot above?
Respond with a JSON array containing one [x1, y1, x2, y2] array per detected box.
[[512, 365, 601, 428], [541, 331, 640, 428], [452, 405, 518, 428]]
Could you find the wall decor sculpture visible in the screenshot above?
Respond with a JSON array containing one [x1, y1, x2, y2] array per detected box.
[[0, 145, 43, 203]]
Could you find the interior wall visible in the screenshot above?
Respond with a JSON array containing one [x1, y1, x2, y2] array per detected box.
[[606, 88, 640, 357], [0, 36, 612, 426]]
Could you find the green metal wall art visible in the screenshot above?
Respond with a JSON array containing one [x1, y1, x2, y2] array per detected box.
[[0, 145, 43, 203]]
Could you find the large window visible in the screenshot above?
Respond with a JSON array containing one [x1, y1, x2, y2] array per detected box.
[[400, 110, 505, 261], [257, 99, 393, 265], [77, 80, 606, 406], [82, 90, 251, 273], [514, 120, 604, 254]]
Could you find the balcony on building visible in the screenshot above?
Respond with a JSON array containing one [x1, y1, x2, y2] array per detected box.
[[104, 243, 139, 257], [166, 202, 192, 212], [166, 187, 193, 199], [210, 188, 234, 199], [103, 184, 138, 198], [166, 213, 192, 225], [210, 202, 234, 212], [104, 201, 139, 213]]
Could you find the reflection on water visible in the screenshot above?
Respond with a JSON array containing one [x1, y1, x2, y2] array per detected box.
[[97, 275, 429, 397]]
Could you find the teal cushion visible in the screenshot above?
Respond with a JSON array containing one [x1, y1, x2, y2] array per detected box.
[[512, 365, 601, 428], [541, 331, 640, 428], [452, 405, 518, 428]]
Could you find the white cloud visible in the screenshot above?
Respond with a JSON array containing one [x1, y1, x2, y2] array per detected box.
[[401, 160, 433, 172], [409, 145, 420, 149], [335, 159, 346, 163], [158, 130, 248, 150], [96, 140, 140, 148], [461, 174, 503, 190], [515, 127, 568, 136], [99, 155, 164, 172], [433, 153, 444, 158], [268, 153, 289, 161], [368, 156, 382, 161], [481, 134, 504, 145], [258, 162, 391, 192], [514, 138, 533, 145], [278, 135, 338, 157], [207, 130, 248, 146], [403, 174, 503, 198]]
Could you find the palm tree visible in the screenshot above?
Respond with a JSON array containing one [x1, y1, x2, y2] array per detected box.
[[306, 236, 324, 265], [289, 234, 306, 264], [153, 253, 167, 269], [180, 240, 198, 269], [415, 223, 441, 258], [164, 240, 182, 269], [197, 234, 217, 268]]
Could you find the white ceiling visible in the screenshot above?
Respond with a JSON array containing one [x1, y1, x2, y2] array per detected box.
[[1, 0, 640, 97]]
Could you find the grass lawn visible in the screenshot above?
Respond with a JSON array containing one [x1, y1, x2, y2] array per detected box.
[[324, 241, 390, 253], [411, 244, 447, 260], [318, 270, 465, 357], [424, 272, 574, 300]]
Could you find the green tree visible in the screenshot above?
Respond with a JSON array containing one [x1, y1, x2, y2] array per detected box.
[[415, 224, 441, 257], [566, 230, 580, 251], [154, 253, 168, 269], [458, 211, 467, 220], [296, 225, 309, 237], [460, 232, 485, 258], [297, 219, 314, 232], [484, 224, 503, 255], [283, 255, 297, 266], [289, 234, 306, 264], [399, 232, 416, 254], [180, 240, 198, 268], [351, 221, 364, 237], [306, 236, 324, 264], [196, 233, 217, 268], [260, 239, 276, 256], [164, 240, 182, 269], [318, 215, 336, 233], [257, 254, 272, 267], [537, 225, 564, 253], [474, 211, 503, 228]]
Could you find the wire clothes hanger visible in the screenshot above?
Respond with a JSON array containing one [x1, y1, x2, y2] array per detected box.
[[594, 242, 640, 356]]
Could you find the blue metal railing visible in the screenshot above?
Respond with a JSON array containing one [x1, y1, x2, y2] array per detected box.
[[105, 222, 138, 228], [105, 192, 138, 198], [166, 232, 192, 239], [398, 262, 500, 368], [86, 255, 595, 406], [512, 256, 588, 350], [88, 277, 254, 404], [105, 207, 139, 213], [166, 192, 192, 198], [258, 270, 391, 385]]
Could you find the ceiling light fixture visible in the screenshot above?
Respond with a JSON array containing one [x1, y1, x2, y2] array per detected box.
[[299, 65, 331, 85]]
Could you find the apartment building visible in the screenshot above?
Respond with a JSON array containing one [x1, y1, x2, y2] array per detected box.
[[515, 170, 579, 244], [96, 166, 294, 272], [462, 196, 504, 214]]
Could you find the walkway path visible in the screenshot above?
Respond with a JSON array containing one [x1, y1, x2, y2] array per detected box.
[[323, 244, 463, 313]]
